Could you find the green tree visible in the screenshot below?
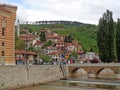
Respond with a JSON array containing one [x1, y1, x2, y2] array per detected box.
[[28, 46, 36, 52], [43, 40, 52, 47], [64, 35, 73, 43], [40, 32, 46, 42], [116, 18, 120, 62], [15, 39, 25, 50], [40, 54, 50, 62], [97, 10, 116, 62], [70, 51, 78, 59], [90, 47, 94, 52]]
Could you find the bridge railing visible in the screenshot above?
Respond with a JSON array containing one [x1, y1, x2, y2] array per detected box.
[[68, 63, 120, 66]]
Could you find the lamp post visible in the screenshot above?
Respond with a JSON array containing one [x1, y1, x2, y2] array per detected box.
[[25, 37, 27, 65], [24, 29, 29, 65]]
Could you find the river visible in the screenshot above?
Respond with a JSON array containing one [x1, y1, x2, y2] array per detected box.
[[13, 78, 120, 90]]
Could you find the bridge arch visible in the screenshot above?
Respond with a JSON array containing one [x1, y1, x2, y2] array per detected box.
[[96, 68, 115, 78], [70, 67, 88, 78], [76, 68, 88, 75], [71, 67, 88, 73]]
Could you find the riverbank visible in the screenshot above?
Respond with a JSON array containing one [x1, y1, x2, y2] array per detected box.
[[66, 78, 120, 85], [0, 65, 64, 90]]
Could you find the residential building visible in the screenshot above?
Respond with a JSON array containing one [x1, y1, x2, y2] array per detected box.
[[19, 34, 34, 48], [15, 50, 37, 65], [33, 40, 42, 50]]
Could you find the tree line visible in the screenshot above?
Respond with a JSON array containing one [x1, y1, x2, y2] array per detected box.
[[97, 10, 120, 62]]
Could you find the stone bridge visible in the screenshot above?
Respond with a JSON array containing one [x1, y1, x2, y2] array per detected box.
[[68, 63, 120, 79]]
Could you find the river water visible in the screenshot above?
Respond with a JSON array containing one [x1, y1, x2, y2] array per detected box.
[[13, 78, 120, 90]]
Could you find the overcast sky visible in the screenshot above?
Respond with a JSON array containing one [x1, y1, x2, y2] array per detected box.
[[2, 0, 120, 24]]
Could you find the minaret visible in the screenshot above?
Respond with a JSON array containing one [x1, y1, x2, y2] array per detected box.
[[17, 19, 20, 37]]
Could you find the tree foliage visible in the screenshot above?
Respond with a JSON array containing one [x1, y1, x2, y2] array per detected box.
[[69, 51, 78, 59], [40, 54, 51, 62], [97, 10, 116, 62], [40, 32, 46, 42], [116, 18, 120, 62], [43, 40, 52, 47], [64, 35, 74, 43], [28, 46, 36, 52], [15, 39, 25, 50]]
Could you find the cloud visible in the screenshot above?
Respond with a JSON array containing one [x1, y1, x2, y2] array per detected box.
[[5, 0, 120, 24]]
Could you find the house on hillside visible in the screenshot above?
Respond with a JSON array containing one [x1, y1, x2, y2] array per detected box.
[[65, 43, 78, 53], [34, 34, 40, 40], [19, 34, 34, 48], [44, 46, 58, 54], [72, 41, 82, 51], [85, 52, 100, 63], [15, 50, 37, 65], [55, 40, 65, 48], [33, 40, 42, 49], [46, 34, 63, 42], [48, 51, 64, 62]]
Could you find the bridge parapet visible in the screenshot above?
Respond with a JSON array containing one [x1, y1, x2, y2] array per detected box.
[[68, 63, 120, 79], [69, 63, 120, 67]]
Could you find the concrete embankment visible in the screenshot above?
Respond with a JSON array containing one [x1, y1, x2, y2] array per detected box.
[[0, 65, 64, 90]]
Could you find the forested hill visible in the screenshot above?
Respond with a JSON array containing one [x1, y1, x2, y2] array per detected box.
[[19, 24, 98, 52]]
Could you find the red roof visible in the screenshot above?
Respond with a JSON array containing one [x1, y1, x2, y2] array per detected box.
[[48, 50, 64, 55], [77, 51, 85, 54], [65, 43, 73, 46], [46, 35, 55, 39], [19, 34, 34, 41], [15, 50, 37, 55], [34, 40, 42, 45]]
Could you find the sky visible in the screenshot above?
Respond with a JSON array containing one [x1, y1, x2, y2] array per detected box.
[[1, 0, 120, 24]]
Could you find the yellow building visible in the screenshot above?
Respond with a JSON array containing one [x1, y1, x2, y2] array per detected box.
[[0, 4, 17, 65]]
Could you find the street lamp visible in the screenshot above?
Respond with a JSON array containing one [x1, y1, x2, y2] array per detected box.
[[24, 29, 29, 65]]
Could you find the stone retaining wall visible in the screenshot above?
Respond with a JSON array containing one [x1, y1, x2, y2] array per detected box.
[[0, 65, 63, 89]]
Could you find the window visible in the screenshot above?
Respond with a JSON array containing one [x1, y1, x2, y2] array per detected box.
[[1, 17, 6, 36], [2, 42, 4, 46], [2, 28, 5, 36], [2, 51, 4, 56]]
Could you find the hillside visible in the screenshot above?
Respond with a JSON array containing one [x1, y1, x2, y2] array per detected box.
[[19, 24, 98, 52]]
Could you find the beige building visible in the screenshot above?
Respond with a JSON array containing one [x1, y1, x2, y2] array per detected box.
[[0, 4, 17, 65]]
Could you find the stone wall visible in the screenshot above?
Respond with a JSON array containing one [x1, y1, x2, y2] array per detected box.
[[0, 65, 63, 89]]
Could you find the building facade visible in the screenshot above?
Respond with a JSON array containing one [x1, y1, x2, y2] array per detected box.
[[0, 4, 17, 65]]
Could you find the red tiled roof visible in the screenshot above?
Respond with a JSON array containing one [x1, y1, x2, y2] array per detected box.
[[34, 40, 42, 45], [46, 35, 62, 39], [15, 50, 37, 55], [40, 29, 48, 32], [77, 51, 85, 54], [48, 50, 64, 55], [19, 34, 34, 41], [72, 41, 81, 46], [65, 43, 73, 46], [46, 35, 55, 39]]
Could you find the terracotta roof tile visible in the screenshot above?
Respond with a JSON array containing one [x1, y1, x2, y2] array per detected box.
[[15, 50, 37, 55]]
